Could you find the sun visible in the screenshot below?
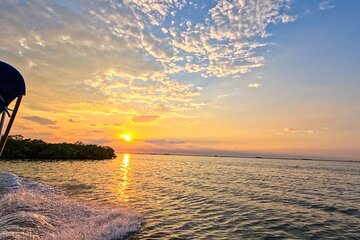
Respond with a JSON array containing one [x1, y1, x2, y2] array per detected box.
[[121, 134, 132, 142]]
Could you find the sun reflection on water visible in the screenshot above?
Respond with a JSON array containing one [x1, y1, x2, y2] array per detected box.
[[117, 154, 130, 202]]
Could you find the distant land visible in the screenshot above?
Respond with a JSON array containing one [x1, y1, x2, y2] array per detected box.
[[130, 152, 360, 163], [0, 135, 116, 160]]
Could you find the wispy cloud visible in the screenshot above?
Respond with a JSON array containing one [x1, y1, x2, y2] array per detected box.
[[23, 116, 57, 125], [132, 115, 160, 123], [277, 127, 329, 135], [248, 83, 261, 88], [140, 138, 186, 146], [319, 0, 335, 10]]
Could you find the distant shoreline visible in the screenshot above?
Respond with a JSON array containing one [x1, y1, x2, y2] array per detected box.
[[125, 152, 360, 163]]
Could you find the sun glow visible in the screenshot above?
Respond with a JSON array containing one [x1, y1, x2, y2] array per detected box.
[[121, 134, 132, 142]]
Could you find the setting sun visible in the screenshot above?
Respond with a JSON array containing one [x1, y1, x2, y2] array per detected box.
[[121, 134, 132, 142]]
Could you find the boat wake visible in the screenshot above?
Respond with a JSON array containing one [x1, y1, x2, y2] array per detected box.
[[0, 173, 141, 240]]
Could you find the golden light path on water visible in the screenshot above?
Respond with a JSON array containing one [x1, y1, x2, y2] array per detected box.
[[115, 153, 130, 202]]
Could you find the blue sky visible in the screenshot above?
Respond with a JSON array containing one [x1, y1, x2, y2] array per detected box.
[[0, 0, 359, 160]]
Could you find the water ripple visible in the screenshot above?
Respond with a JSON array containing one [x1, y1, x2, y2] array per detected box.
[[0, 155, 359, 239]]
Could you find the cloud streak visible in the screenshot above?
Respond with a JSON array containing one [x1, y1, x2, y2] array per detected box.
[[277, 127, 329, 135], [248, 83, 261, 88], [132, 115, 160, 123], [23, 116, 57, 125], [319, 0, 335, 10]]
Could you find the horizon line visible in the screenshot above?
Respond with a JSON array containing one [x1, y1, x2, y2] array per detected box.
[[118, 152, 360, 163]]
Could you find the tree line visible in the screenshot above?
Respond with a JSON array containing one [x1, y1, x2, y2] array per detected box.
[[0, 135, 116, 160]]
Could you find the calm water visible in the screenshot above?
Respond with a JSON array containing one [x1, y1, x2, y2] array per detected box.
[[0, 154, 360, 239]]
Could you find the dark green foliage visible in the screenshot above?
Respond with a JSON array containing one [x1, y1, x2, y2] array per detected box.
[[1, 136, 116, 160]]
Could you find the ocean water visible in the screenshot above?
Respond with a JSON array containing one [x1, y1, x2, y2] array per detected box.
[[0, 154, 359, 239]]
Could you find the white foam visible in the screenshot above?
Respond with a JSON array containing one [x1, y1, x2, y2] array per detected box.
[[0, 173, 142, 240]]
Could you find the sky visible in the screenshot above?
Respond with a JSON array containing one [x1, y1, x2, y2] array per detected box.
[[1, 0, 359, 160]]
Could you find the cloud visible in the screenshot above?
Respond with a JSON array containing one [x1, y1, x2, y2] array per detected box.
[[68, 118, 80, 123], [140, 138, 185, 146], [279, 127, 329, 135], [132, 115, 160, 123], [280, 15, 297, 23], [248, 83, 261, 88], [169, 0, 293, 78], [0, 0, 299, 146], [0, 0, 296, 118], [23, 116, 57, 125], [319, 0, 335, 10], [0, 0, 202, 116]]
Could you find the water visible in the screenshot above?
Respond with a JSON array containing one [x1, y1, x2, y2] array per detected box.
[[0, 154, 360, 239]]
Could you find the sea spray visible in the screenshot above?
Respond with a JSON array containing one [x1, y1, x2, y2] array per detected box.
[[0, 173, 142, 240]]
